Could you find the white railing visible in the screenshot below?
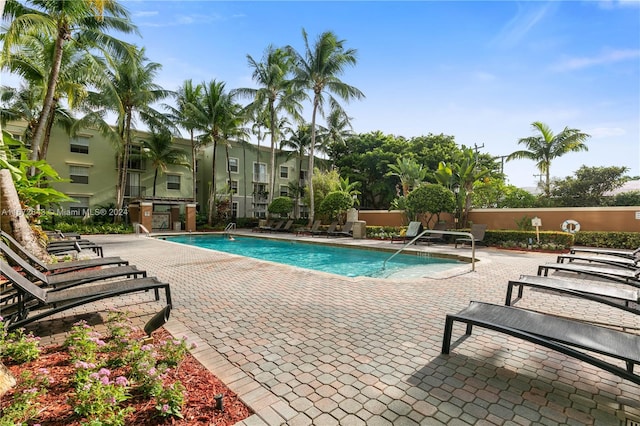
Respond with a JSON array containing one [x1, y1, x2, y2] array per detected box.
[[383, 229, 477, 271], [134, 223, 150, 237]]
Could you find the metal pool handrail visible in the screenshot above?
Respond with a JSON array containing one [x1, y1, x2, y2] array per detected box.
[[383, 229, 476, 272]]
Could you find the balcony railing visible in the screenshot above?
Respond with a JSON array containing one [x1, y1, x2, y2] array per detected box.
[[125, 186, 146, 197]]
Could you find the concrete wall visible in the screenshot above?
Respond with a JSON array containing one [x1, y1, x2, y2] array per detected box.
[[358, 207, 640, 232], [468, 207, 640, 233]]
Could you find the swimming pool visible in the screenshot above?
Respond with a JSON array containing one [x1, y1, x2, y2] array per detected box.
[[162, 234, 464, 279]]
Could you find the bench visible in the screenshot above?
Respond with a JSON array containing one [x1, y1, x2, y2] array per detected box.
[[442, 301, 640, 385], [537, 262, 640, 286]]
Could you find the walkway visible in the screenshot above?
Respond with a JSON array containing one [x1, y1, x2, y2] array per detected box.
[[32, 232, 640, 425]]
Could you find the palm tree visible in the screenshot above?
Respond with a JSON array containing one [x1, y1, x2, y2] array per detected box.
[[507, 121, 590, 197], [141, 130, 190, 198], [1, 0, 138, 167], [287, 29, 364, 225], [167, 79, 204, 201], [387, 157, 427, 197], [281, 123, 312, 219], [79, 47, 173, 220], [240, 45, 303, 206], [189, 80, 238, 225]]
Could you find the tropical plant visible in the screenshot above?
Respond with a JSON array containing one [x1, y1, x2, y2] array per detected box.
[[550, 165, 628, 207], [167, 79, 204, 201], [319, 191, 354, 223], [337, 176, 361, 205], [79, 47, 173, 221], [240, 45, 303, 205], [287, 29, 364, 225], [507, 121, 590, 197], [268, 196, 294, 217], [281, 123, 311, 219], [386, 157, 427, 197], [1, 0, 138, 167], [189, 80, 237, 225], [406, 183, 455, 224], [141, 130, 190, 198]]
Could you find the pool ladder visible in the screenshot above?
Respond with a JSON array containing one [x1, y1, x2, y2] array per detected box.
[[223, 222, 236, 239], [382, 229, 476, 271]]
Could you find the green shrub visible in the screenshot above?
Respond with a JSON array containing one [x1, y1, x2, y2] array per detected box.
[[268, 197, 294, 217], [573, 231, 640, 249], [319, 191, 354, 222]]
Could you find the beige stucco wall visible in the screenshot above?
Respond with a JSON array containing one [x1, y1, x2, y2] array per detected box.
[[358, 207, 640, 232]]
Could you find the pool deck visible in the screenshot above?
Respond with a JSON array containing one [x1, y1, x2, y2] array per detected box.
[[28, 231, 640, 425]]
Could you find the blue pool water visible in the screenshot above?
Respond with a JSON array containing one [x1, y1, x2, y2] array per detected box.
[[162, 234, 463, 279]]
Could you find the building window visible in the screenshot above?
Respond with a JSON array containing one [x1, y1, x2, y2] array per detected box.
[[253, 203, 267, 219], [230, 180, 238, 194], [253, 162, 267, 183], [167, 175, 181, 190], [229, 157, 239, 173], [69, 165, 89, 184], [70, 136, 90, 154], [68, 196, 90, 216], [280, 185, 289, 197], [128, 145, 145, 170], [125, 172, 145, 197], [299, 170, 308, 182], [231, 201, 238, 218], [195, 160, 200, 173], [280, 166, 288, 179]]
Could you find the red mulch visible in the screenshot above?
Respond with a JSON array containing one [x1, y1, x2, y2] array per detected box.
[[1, 329, 252, 425]]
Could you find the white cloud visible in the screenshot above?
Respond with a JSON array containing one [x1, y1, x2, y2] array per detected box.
[[552, 49, 640, 71], [132, 11, 159, 18], [491, 3, 555, 48]]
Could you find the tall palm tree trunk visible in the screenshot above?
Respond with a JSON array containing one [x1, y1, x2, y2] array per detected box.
[[152, 168, 158, 198], [115, 112, 133, 223], [30, 29, 66, 168], [190, 130, 197, 202], [207, 140, 218, 225], [0, 170, 49, 259], [268, 104, 277, 206], [307, 98, 319, 226]]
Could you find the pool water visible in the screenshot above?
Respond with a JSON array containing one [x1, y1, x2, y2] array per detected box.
[[163, 234, 463, 279]]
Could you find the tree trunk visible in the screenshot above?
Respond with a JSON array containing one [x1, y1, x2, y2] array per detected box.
[[268, 103, 277, 206], [191, 130, 197, 202], [308, 97, 319, 226], [30, 28, 66, 170], [153, 168, 158, 198], [115, 111, 133, 223], [207, 139, 218, 225], [39, 101, 58, 160], [0, 361, 16, 398], [0, 169, 49, 259], [225, 143, 233, 220]]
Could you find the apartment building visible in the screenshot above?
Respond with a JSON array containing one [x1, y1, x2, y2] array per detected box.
[[4, 121, 311, 221]]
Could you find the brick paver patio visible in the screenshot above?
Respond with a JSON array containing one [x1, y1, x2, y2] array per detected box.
[[28, 232, 640, 425]]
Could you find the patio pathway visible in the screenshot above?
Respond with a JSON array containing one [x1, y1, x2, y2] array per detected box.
[[31, 231, 640, 425]]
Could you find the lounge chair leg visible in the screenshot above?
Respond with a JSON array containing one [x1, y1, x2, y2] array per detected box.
[[442, 316, 454, 354], [505, 283, 514, 306], [465, 323, 473, 335]]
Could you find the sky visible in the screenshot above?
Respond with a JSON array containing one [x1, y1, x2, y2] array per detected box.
[[5, 0, 640, 188]]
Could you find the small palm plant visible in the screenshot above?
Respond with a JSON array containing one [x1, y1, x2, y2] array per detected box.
[[142, 131, 191, 198]]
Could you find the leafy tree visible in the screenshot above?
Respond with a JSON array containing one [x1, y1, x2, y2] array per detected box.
[[337, 176, 361, 205], [167, 79, 204, 201], [319, 191, 353, 223], [1, 0, 138, 166], [406, 184, 455, 224], [141, 130, 190, 198], [613, 191, 640, 206], [288, 29, 364, 225], [240, 45, 303, 205], [79, 47, 172, 221], [303, 168, 340, 220], [550, 165, 628, 207], [268, 196, 294, 217], [507, 122, 590, 197], [386, 157, 427, 196], [472, 180, 538, 208], [281, 123, 311, 219]]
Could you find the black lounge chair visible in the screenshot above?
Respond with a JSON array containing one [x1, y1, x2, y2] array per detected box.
[[46, 230, 82, 240], [1, 242, 145, 290], [537, 262, 640, 286], [312, 221, 337, 237], [442, 301, 640, 385], [570, 245, 640, 260], [417, 222, 448, 245], [262, 220, 284, 233], [556, 253, 639, 270], [391, 221, 423, 243], [47, 239, 104, 257], [328, 221, 353, 238], [506, 275, 640, 315], [1, 231, 128, 274], [296, 220, 322, 236], [276, 219, 294, 233], [1, 259, 171, 332], [454, 224, 487, 248]]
